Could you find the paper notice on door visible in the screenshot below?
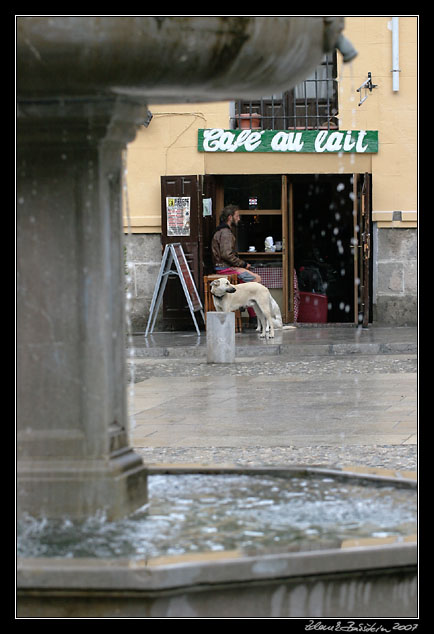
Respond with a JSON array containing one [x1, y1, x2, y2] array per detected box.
[[166, 197, 191, 236], [202, 197, 212, 217]]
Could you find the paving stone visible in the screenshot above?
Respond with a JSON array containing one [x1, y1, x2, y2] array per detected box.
[[127, 352, 417, 473]]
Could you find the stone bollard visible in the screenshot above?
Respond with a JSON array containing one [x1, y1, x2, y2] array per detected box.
[[206, 312, 235, 363]]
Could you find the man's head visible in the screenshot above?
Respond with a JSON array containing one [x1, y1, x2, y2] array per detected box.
[[219, 205, 240, 227]]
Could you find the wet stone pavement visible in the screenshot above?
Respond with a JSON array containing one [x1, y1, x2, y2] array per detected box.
[[128, 354, 416, 380], [127, 339, 417, 474]]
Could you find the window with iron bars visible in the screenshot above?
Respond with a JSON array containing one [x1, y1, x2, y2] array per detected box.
[[232, 52, 338, 131]]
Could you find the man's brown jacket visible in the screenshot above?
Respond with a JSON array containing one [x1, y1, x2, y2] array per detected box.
[[211, 225, 248, 269]]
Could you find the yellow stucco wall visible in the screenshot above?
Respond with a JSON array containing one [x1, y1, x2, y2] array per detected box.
[[340, 16, 417, 227], [124, 16, 417, 233], [124, 102, 229, 232]]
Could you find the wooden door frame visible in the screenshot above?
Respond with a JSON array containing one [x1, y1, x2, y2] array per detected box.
[[281, 175, 294, 323], [361, 173, 372, 327], [282, 175, 288, 323], [353, 172, 372, 326], [353, 174, 359, 325]]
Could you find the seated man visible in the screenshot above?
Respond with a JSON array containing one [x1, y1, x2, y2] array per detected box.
[[211, 204, 261, 325], [211, 205, 261, 283]]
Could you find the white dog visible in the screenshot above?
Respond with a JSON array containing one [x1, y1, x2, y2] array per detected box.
[[210, 278, 282, 338]]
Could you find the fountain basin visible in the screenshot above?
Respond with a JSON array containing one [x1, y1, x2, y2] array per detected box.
[[17, 16, 346, 102], [17, 466, 417, 618]]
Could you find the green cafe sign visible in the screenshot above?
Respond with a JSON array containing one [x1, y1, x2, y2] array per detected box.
[[198, 129, 378, 153]]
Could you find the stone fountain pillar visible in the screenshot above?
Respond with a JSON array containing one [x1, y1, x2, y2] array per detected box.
[[17, 97, 149, 519]]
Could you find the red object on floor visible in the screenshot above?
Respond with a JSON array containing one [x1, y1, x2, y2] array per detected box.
[[298, 292, 328, 323]]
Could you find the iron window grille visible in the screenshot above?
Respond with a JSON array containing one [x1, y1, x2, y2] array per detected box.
[[232, 52, 338, 131]]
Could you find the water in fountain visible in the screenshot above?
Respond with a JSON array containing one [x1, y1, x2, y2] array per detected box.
[[18, 473, 416, 560]]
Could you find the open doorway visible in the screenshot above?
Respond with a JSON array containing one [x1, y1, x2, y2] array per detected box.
[[292, 174, 356, 323], [222, 173, 372, 324]]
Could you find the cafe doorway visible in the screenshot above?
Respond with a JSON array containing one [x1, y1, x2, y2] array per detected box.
[[222, 173, 372, 325], [293, 174, 355, 323], [160, 172, 372, 328]]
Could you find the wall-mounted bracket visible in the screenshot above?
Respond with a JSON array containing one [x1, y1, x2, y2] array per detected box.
[[356, 72, 378, 106]]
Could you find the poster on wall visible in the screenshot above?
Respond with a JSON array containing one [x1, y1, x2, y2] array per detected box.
[[166, 197, 191, 236]]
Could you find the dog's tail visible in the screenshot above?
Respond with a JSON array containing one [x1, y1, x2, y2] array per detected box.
[[269, 296, 283, 328]]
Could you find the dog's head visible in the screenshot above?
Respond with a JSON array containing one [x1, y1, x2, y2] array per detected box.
[[210, 278, 237, 297]]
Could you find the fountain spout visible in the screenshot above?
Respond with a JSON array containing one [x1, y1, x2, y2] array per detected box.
[[336, 33, 358, 62]]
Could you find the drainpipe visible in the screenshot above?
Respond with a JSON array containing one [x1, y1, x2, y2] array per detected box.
[[392, 17, 400, 92]]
